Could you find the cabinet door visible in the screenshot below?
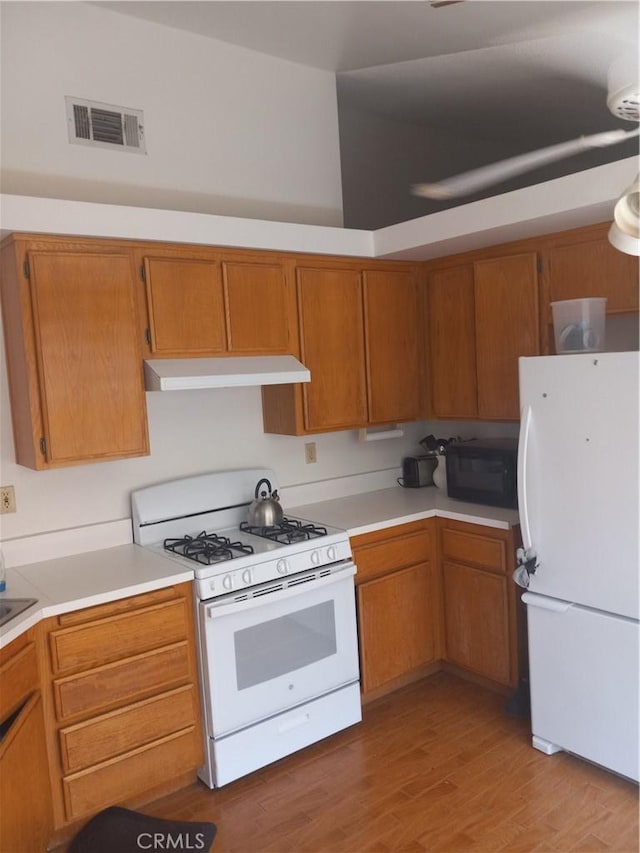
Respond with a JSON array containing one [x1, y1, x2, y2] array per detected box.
[[474, 253, 539, 420], [364, 269, 422, 423], [0, 693, 54, 852], [547, 237, 639, 314], [357, 563, 437, 694], [144, 257, 226, 354], [427, 265, 478, 418], [222, 260, 291, 354], [442, 561, 511, 685], [29, 252, 149, 465], [298, 267, 368, 431]]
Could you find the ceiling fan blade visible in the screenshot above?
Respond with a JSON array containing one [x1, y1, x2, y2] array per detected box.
[[412, 127, 640, 200]]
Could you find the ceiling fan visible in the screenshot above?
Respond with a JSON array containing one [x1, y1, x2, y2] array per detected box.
[[411, 56, 640, 254], [411, 58, 639, 201]]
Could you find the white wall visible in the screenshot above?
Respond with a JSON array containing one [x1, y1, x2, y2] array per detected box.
[[0, 2, 343, 227], [337, 103, 516, 229], [0, 317, 432, 540]]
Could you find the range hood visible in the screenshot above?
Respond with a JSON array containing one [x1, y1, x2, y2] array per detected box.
[[144, 356, 310, 391]]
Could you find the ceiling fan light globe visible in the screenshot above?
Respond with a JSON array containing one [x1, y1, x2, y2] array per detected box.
[[608, 222, 640, 256], [613, 176, 640, 239]]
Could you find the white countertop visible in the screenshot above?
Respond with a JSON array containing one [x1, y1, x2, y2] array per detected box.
[[289, 485, 520, 537], [1, 487, 518, 648], [0, 545, 192, 648]]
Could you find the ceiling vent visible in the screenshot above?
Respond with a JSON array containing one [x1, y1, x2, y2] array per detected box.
[[65, 96, 146, 154]]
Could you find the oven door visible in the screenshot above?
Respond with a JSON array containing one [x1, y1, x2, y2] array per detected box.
[[198, 562, 360, 737]]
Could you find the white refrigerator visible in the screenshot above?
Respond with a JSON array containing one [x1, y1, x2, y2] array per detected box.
[[518, 351, 639, 782]]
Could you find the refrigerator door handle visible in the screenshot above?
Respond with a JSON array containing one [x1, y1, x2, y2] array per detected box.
[[522, 592, 572, 613], [518, 403, 533, 551]]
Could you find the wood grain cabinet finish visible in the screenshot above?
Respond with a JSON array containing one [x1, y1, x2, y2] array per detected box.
[[0, 237, 149, 469], [363, 269, 423, 424], [0, 629, 54, 852], [40, 582, 202, 830], [58, 684, 199, 774], [352, 520, 440, 700], [53, 641, 193, 721], [544, 232, 639, 315], [439, 519, 519, 688], [139, 248, 294, 357], [426, 252, 539, 420], [223, 260, 292, 353], [263, 261, 424, 435], [143, 257, 226, 354], [426, 265, 478, 419], [298, 266, 368, 431], [49, 598, 189, 674], [474, 253, 539, 420]]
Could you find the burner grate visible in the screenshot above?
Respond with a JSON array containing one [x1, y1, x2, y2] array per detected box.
[[240, 517, 328, 545], [164, 531, 254, 566]]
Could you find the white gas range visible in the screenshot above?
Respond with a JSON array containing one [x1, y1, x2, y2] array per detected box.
[[131, 469, 361, 788]]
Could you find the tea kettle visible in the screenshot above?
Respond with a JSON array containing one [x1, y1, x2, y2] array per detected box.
[[247, 478, 284, 527]]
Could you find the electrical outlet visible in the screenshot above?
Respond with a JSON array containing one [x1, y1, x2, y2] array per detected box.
[[0, 485, 16, 514], [304, 442, 317, 464]]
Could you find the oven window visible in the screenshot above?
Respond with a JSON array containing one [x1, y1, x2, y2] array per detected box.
[[234, 600, 337, 690]]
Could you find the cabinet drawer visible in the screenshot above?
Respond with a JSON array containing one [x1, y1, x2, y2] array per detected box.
[[441, 528, 506, 574], [0, 642, 38, 722], [53, 641, 192, 721], [354, 531, 431, 584], [59, 684, 198, 774], [49, 599, 188, 674], [57, 587, 178, 627], [62, 726, 202, 821]]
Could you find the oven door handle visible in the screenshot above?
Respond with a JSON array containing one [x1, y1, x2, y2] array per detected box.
[[204, 561, 357, 619]]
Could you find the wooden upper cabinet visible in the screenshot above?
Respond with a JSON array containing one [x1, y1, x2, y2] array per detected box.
[[298, 266, 368, 431], [363, 269, 422, 424], [222, 260, 291, 354], [546, 235, 639, 315], [0, 239, 149, 469], [142, 252, 293, 357], [144, 257, 226, 354], [427, 265, 478, 419], [474, 253, 539, 420], [31, 252, 149, 465]]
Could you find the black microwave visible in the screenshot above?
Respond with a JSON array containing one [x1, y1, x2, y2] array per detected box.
[[445, 438, 518, 509]]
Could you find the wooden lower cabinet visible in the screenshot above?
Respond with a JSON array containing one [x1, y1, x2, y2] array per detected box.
[[0, 628, 54, 853], [440, 518, 520, 688], [442, 562, 512, 685], [353, 517, 521, 702], [352, 520, 440, 700], [358, 563, 439, 695], [40, 583, 203, 832]]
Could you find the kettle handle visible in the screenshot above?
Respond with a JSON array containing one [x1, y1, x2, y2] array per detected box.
[[255, 478, 272, 499]]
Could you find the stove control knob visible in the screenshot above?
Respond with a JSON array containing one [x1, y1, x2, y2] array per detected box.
[[222, 575, 233, 591], [242, 569, 252, 586], [327, 546, 337, 562], [276, 559, 289, 575], [310, 550, 321, 566]]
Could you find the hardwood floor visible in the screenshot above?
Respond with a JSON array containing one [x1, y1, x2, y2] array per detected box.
[[142, 673, 638, 852]]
